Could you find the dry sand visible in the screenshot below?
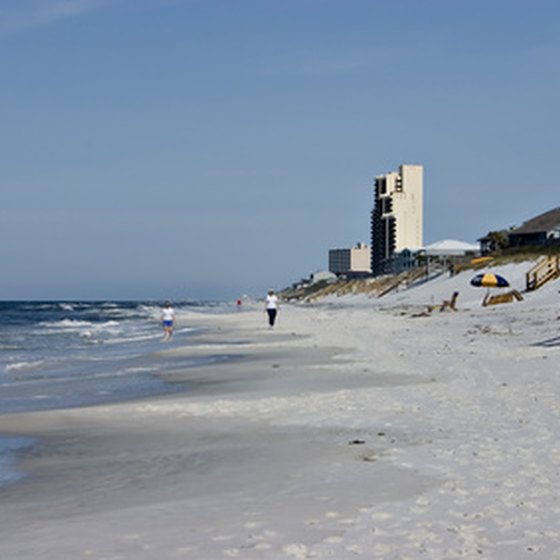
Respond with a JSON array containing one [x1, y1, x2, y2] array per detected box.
[[1, 265, 560, 559]]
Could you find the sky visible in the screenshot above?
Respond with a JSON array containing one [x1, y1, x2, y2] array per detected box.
[[1, 0, 559, 301]]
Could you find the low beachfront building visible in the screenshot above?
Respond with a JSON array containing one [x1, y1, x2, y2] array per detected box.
[[381, 247, 422, 275], [328, 243, 371, 278], [311, 270, 337, 283], [422, 239, 480, 274], [507, 207, 560, 249]]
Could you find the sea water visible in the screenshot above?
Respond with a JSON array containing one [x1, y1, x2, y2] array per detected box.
[[0, 300, 229, 487]]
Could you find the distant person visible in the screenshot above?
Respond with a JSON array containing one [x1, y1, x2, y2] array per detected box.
[[161, 301, 175, 341], [265, 289, 279, 327], [236, 298, 243, 310]]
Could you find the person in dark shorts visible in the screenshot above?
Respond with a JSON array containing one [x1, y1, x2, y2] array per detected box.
[[265, 289, 279, 327]]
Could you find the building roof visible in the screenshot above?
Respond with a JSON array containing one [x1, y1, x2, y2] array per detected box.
[[510, 207, 560, 235], [424, 239, 479, 256]]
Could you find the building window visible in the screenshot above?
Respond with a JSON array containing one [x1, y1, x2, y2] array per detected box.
[[377, 178, 386, 195], [382, 198, 393, 215]]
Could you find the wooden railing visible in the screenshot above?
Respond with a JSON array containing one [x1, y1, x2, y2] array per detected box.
[[376, 267, 429, 297], [526, 255, 560, 291]]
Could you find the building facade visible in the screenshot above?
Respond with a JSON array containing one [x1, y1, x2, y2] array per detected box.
[[370, 164, 423, 275], [328, 243, 371, 277], [507, 207, 560, 249], [478, 208, 560, 255]]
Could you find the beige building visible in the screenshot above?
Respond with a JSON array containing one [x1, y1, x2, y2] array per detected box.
[[329, 243, 371, 277], [370, 164, 423, 274]]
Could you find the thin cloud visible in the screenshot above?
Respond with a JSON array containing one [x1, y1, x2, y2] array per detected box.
[[0, 0, 118, 33]]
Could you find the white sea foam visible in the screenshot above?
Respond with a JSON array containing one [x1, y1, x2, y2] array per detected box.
[[41, 319, 121, 331], [37, 319, 126, 344], [5, 360, 46, 373], [124, 366, 158, 374]]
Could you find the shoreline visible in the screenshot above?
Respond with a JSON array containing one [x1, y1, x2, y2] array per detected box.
[[1, 295, 559, 558]]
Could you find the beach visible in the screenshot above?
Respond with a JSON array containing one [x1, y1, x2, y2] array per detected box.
[[1, 267, 560, 559]]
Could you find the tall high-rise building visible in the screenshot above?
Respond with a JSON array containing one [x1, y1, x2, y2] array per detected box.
[[370, 164, 423, 275]]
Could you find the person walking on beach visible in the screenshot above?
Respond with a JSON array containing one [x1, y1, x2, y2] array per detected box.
[[161, 301, 175, 341], [265, 289, 279, 327]]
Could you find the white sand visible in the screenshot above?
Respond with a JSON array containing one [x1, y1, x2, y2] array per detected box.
[[1, 263, 560, 559]]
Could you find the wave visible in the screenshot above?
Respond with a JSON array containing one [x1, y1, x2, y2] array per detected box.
[[38, 319, 123, 338], [40, 319, 120, 329], [5, 360, 46, 373]]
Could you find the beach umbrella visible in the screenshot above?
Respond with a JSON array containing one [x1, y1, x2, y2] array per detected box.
[[470, 273, 510, 288]]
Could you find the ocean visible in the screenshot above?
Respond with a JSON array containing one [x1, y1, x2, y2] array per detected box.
[[0, 300, 228, 487]]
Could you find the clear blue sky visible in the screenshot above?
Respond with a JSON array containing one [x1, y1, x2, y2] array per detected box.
[[1, 0, 558, 300]]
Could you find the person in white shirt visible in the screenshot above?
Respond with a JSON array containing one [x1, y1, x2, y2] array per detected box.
[[161, 301, 175, 341], [265, 289, 279, 327]]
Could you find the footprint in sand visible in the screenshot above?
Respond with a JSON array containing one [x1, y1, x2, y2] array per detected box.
[[253, 542, 272, 550], [323, 536, 344, 544], [283, 543, 309, 559], [243, 521, 263, 529], [211, 535, 233, 542]]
